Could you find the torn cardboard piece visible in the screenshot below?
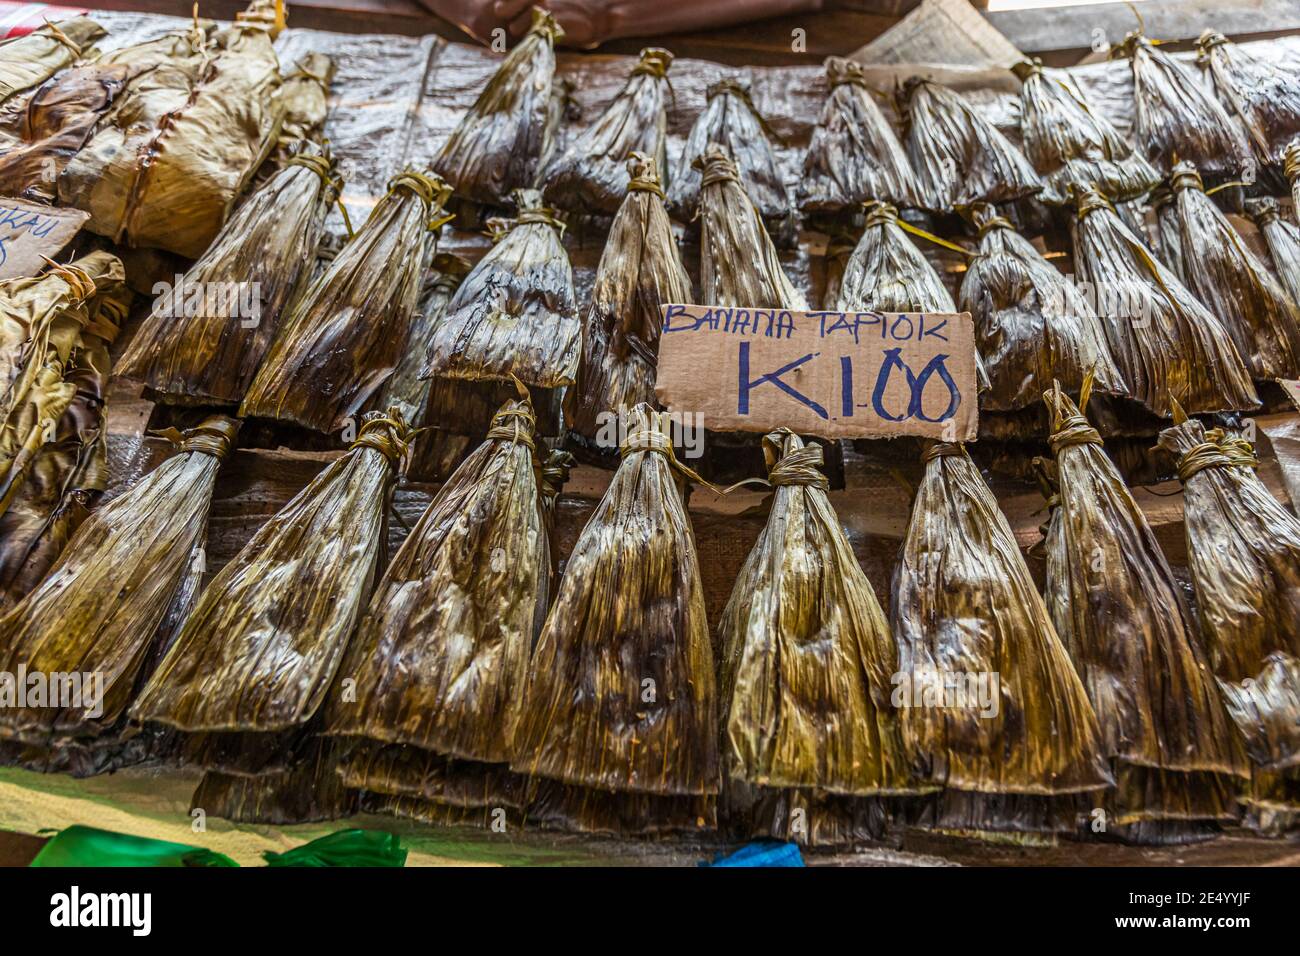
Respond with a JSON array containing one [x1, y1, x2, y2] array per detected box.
[[0, 198, 88, 280]]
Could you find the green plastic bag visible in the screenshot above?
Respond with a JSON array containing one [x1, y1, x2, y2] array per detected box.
[[28, 826, 238, 868], [263, 829, 407, 867]]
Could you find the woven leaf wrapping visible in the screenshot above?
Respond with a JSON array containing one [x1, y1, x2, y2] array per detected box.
[[696, 144, 806, 309], [542, 48, 672, 216], [1168, 162, 1300, 381], [1158, 420, 1300, 772], [119, 144, 339, 406], [0, 416, 237, 743], [1012, 58, 1159, 206], [799, 57, 918, 215], [959, 204, 1124, 411], [1247, 197, 1300, 306], [901, 78, 1041, 211], [1070, 185, 1258, 418], [669, 79, 795, 245], [1112, 32, 1251, 180], [567, 154, 691, 441], [1040, 387, 1247, 830], [0, 18, 105, 106], [1197, 30, 1300, 167], [433, 8, 562, 207], [241, 169, 448, 433]]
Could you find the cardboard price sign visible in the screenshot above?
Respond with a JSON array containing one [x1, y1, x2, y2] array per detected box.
[[0, 198, 89, 281], [655, 304, 978, 441]]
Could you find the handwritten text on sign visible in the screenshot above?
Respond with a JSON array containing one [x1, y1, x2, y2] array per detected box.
[[655, 305, 978, 440], [0, 198, 89, 281]]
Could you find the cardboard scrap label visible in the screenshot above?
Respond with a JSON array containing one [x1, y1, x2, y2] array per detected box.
[[655, 304, 979, 441], [0, 198, 89, 281]]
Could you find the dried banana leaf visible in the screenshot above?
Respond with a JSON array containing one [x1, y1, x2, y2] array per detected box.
[[696, 144, 806, 309], [511, 404, 718, 830], [835, 201, 954, 313], [269, 54, 333, 167], [1246, 197, 1300, 308], [191, 738, 356, 825], [1287, 141, 1300, 213], [799, 57, 918, 216], [337, 741, 527, 809], [1071, 185, 1258, 418], [132, 411, 408, 745], [1198, 30, 1300, 168], [241, 170, 447, 433], [1157, 417, 1300, 771], [118, 143, 339, 406], [1012, 58, 1159, 206], [1169, 161, 1300, 381], [542, 48, 672, 216], [0, 415, 237, 744], [0, 19, 104, 107], [891, 442, 1111, 829], [1039, 386, 1248, 836], [1146, 186, 1186, 283], [900, 77, 1042, 211], [669, 78, 795, 246], [566, 154, 691, 443], [524, 780, 716, 837], [1110, 32, 1252, 180], [432, 7, 562, 208], [959, 203, 1124, 412]]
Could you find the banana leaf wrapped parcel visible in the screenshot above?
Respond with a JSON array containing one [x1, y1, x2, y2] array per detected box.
[[1012, 58, 1159, 207], [1146, 186, 1186, 283], [511, 404, 719, 835], [1247, 198, 1300, 306], [1071, 185, 1258, 418], [1197, 30, 1300, 169], [891, 441, 1112, 835], [378, 254, 470, 423], [1167, 161, 1300, 382], [268, 53, 334, 169], [241, 170, 449, 433], [834, 201, 953, 314], [799, 57, 918, 217], [0, 18, 105, 108], [542, 48, 672, 216], [719, 430, 934, 846], [119, 144, 340, 407], [1040, 385, 1248, 842], [670, 79, 796, 246], [433, 7, 563, 209], [566, 154, 691, 446]]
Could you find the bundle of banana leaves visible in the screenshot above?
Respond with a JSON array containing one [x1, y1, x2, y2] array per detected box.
[[670, 79, 796, 246], [511, 404, 718, 835], [1197, 30, 1300, 169], [719, 430, 933, 846], [1157, 414, 1300, 777], [0, 415, 238, 772], [542, 48, 672, 216], [241, 170, 449, 433], [1012, 58, 1159, 206], [1110, 32, 1251, 181], [1039, 383, 1248, 843], [799, 57, 918, 216], [1146, 186, 1185, 282], [834, 201, 954, 313], [59, 0, 287, 258], [959, 204, 1124, 414], [1071, 185, 1258, 418], [566, 154, 691, 447], [1167, 161, 1300, 382], [892, 441, 1111, 835], [900, 77, 1042, 211], [325, 399, 548, 821], [190, 737, 355, 825], [433, 7, 563, 210], [0, 18, 104, 109], [1247, 197, 1300, 305], [119, 143, 340, 407]]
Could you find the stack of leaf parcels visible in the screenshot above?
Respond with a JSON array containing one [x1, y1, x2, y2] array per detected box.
[[567, 153, 691, 445], [433, 7, 563, 208], [1197, 30, 1300, 169], [900, 78, 1042, 210], [1040, 384, 1248, 843], [325, 399, 549, 826], [119, 143, 340, 406], [241, 169, 449, 433], [670, 79, 796, 246], [0, 18, 105, 110], [719, 430, 933, 846], [959, 203, 1124, 413], [696, 144, 806, 309], [892, 441, 1111, 835], [799, 57, 918, 215], [1247, 198, 1300, 306], [131, 411, 411, 823], [1071, 185, 1258, 418], [1110, 31, 1251, 180], [512, 404, 718, 835], [1012, 58, 1159, 206], [1157, 417, 1300, 793], [1167, 161, 1300, 382], [542, 48, 672, 216], [0, 416, 238, 775]]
